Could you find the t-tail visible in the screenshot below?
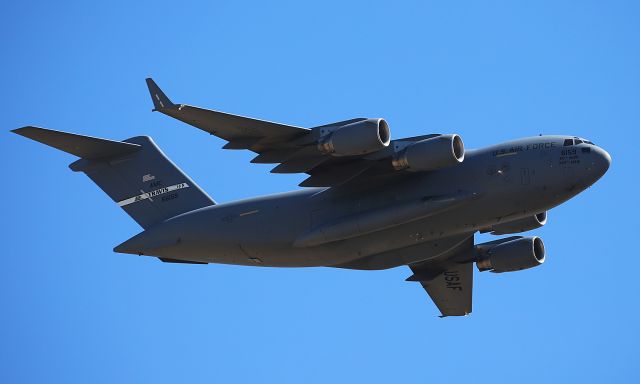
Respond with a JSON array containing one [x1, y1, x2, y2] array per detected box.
[[12, 126, 215, 229]]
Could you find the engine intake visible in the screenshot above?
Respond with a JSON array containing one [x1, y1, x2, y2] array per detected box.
[[476, 237, 545, 273], [392, 134, 464, 172], [487, 212, 547, 235], [318, 118, 390, 156]]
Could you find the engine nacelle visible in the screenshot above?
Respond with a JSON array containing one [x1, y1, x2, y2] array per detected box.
[[318, 118, 390, 156], [487, 212, 547, 235], [391, 134, 464, 172], [476, 237, 545, 273]]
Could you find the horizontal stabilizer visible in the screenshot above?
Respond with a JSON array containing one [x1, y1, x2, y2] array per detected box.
[[12, 126, 141, 159]]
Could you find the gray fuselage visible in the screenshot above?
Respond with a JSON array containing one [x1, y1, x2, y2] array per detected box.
[[115, 135, 610, 269]]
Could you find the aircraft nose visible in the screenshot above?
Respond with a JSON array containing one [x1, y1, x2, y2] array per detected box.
[[590, 145, 611, 180]]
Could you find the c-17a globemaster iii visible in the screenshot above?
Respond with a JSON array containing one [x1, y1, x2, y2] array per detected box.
[[13, 78, 611, 316]]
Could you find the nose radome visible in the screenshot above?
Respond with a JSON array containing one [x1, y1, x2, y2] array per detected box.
[[592, 146, 611, 178]]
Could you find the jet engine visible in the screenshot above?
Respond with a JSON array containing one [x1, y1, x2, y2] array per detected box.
[[391, 134, 464, 172], [318, 118, 390, 156], [486, 212, 547, 235], [476, 237, 545, 273]]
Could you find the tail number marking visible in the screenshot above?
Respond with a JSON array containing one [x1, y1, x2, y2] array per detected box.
[[117, 183, 189, 207]]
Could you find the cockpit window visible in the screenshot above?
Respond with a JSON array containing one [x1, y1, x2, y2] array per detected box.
[[564, 137, 595, 146]]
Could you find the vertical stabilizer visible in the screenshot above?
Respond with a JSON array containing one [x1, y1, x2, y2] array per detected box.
[[13, 126, 215, 229]]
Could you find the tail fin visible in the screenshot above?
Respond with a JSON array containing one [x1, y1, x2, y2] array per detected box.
[[13, 126, 215, 229]]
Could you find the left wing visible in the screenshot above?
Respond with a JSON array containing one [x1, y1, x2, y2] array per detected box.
[[145, 78, 437, 187], [407, 236, 475, 317], [145, 78, 309, 149]]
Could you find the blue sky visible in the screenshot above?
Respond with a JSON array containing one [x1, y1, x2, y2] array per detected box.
[[2, 1, 638, 382]]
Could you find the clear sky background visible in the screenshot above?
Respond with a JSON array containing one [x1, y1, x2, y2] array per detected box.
[[1, 1, 638, 383]]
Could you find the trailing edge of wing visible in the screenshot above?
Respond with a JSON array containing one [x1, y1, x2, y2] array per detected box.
[[299, 161, 373, 187], [271, 156, 327, 174]]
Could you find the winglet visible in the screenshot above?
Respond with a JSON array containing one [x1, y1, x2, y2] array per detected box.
[[145, 78, 176, 111]]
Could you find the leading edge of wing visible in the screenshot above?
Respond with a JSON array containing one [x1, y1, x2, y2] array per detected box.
[[145, 78, 309, 142]]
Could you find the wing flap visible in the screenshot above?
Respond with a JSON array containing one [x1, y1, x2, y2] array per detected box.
[[250, 148, 301, 164], [222, 138, 262, 150], [271, 156, 327, 173], [299, 161, 373, 187]]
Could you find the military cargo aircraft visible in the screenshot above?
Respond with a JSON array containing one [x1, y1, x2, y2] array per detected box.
[[12, 78, 610, 316]]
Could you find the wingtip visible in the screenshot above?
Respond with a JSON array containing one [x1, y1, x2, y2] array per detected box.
[[145, 77, 175, 111], [12, 126, 40, 136]]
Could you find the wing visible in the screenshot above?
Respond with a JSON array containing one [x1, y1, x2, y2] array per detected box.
[[407, 235, 476, 317], [145, 78, 309, 149], [145, 78, 438, 188]]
